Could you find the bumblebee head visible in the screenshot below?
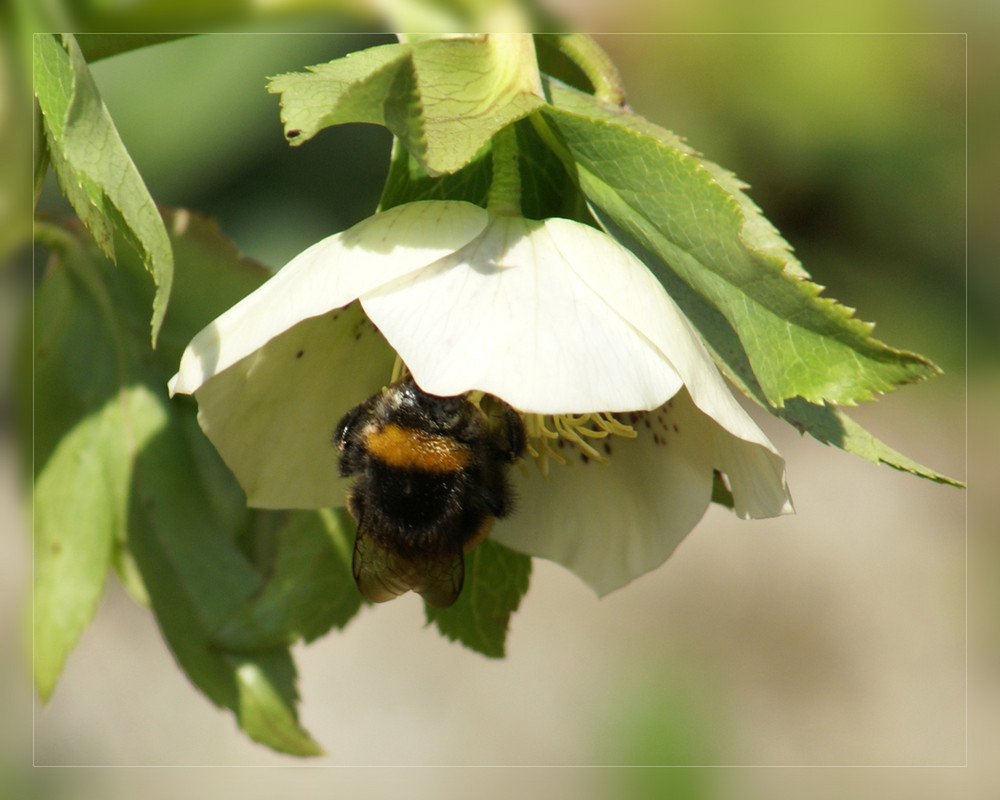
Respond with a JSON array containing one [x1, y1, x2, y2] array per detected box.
[[385, 376, 471, 435]]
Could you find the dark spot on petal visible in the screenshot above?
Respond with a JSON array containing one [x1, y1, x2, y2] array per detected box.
[[580, 453, 589, 464], [603, 442, 612, 455], [296, 350, 304, 359], [287, 129, 301, 139], [672, 424, 679, 433]]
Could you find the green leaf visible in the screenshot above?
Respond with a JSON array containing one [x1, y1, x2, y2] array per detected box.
[[269, 35, 545, 176], [591, 211, 963, 487], [425, 539, 531, 659], [33, 33, 173, 345], [33, 100, 49, 208], [230, 652, 323, 757], [30, 215, 322, 754], [31, 230, 166, 701], [538, 79, 940, 409], [33, 396, 128, 701], [213, 508, 362, 651], [778, 399, 965, 487], [127, 404, 321, 756]]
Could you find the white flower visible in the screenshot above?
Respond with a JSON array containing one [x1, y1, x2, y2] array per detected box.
[[169, 200, 793, 596]]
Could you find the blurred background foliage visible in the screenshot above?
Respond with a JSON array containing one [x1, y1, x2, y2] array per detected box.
[[79, 33, 396, 267], [3, 0, 987, 796]]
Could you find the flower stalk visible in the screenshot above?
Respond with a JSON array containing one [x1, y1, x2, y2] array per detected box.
[[552, 33, 626, 106], [486, 125, 522, 217]]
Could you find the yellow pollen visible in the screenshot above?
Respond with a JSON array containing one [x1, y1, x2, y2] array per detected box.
[[522, 412, 637, 476]]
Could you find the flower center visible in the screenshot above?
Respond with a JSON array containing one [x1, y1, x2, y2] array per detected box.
[[520, 412, 637, 476]]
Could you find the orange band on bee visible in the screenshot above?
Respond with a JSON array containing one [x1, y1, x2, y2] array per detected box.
[[365, 423, 470, 472]]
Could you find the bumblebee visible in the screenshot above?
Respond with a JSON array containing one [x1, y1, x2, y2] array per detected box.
[[334, 375, 525, 608]]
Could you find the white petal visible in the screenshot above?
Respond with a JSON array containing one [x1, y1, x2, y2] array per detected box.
[[492, 390, 715, 596], [192, 302, 395, 508], [360, 216, 684, 414], [547, 218, 762, 440], [709, 421, 794, 519], [547, 218, 792, 517], [169, 201, 487, 396]]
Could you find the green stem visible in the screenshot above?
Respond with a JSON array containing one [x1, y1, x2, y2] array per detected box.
[[554, 34, 625, 106], [487, 125, 522, 217]]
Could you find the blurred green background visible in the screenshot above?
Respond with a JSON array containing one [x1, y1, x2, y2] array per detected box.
[[4, 1, 989, 797]]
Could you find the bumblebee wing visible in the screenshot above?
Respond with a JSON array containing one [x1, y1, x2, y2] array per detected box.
[[352, 526, 411, 604], [413, 551, 464, 609], [352, 525, 464, 609]]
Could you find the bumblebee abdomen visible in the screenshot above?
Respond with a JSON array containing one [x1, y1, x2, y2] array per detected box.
[[368, 459, 464, 529]]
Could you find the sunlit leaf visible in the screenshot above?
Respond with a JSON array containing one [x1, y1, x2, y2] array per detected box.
[[778, 399, 965, 487], [231, 653, 323, 757], [33, 33, 173, 344], [269, 34, 545, 176], [591, 209, 963, 487]]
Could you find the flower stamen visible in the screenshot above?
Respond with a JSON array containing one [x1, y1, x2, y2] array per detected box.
[[522, 414, 569, 476], [523, 412, 637, 475], [390, 354, 407, 384]]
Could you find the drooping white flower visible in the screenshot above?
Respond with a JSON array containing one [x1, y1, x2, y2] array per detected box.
[[169, 199, 793, 595]]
